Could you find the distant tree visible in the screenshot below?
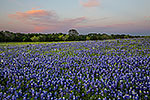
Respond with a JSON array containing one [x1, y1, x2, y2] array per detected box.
[[78, 35, 86, 41], [15, 33, 24, 42], [39, 35, 46, 42], [0, 31, 5, 42], [62, 34, 69, 41], [0, 30, 144, 42], [58, 34, 64, 41], [97, 33, 103, 40], [86, 36, 90, 40], [68, 29, 79, 41], [68, 29, 79, 36], [22, 35, 31, 42], [30, 36, 40, 42], [111, 34, 116, 39], [53, 33, 60, 41], [101, 33, 110, 40], [88, 33, 98, 40], [23, 36, 28, 42], [124, 35, 129, 39]]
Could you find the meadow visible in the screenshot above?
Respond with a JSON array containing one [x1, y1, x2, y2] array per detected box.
[[0, 38, 150, 100]]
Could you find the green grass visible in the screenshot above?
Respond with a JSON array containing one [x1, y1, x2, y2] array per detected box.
[[0, 41, 81, 46], [0, 39, 118, 46]]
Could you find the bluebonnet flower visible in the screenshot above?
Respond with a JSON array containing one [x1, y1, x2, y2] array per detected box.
[[0, 38, 149, 99]]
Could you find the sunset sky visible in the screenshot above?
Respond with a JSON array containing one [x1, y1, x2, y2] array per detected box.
[[0, 0, 150, 35]]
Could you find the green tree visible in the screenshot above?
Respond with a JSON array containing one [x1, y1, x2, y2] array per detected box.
[[86, 36, 90, 40], [68, 29, 79, 36], [30, 36, 40, 42], [62, 34, 69, 41], [88, 33, 98, 40], [58, 34, 64, 41], [39, 35, 46, 42]]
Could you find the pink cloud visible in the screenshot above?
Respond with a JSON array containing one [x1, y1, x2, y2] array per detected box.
[[9, 9, 57, 22], [144, 16, 150, 21], [80, 0, 100, 7], [144, 16, 150, 18], [9, 9, 87, 32], [34, 26, 49, 32], [74, 21, 139, 33]]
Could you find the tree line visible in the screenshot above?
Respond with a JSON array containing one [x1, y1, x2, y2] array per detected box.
[[0, 29, 146, 42]]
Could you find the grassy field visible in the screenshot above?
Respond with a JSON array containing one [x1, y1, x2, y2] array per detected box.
[[0, 38, 150, 100], [0, 39, 118, 46], [0, 41, 75, 46]]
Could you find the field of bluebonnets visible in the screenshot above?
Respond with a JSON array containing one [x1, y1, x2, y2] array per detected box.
[[0, 38, 150, 100]]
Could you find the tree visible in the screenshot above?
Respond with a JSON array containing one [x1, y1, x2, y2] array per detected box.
[[68, 29, 79, 41], [68, 29, 79, 36], [88, 33, 98, 40], [30, 36, 40, 42], [0, 31, 5, 42], [79, 35, 86, 41], [86, 36, 90, 40], [39, 35, 46, 42], [63, 34, 69, 41], [23, 36, 30, 42], [0, 30, 144, 42], [101, 33, 110, 40]]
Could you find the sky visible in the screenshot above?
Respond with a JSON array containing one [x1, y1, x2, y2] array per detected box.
[[0, 0, 150, 35]]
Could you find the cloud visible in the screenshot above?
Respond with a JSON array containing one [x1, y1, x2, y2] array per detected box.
[[144, 16, 150, 18], [8, 9, 150, 35], [76, 20, 150, 35], [9, 9, 86, 32], [80, 0, 100, 7], [9, 10, 57, 23], [75, 21, 140, 34], [144, 16, 150, 21]]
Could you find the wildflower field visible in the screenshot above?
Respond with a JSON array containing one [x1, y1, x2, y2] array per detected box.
[[0, 38, 150, 100]]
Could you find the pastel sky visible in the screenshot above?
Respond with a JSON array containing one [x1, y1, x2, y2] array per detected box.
[[0, 0, 150, 35]]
